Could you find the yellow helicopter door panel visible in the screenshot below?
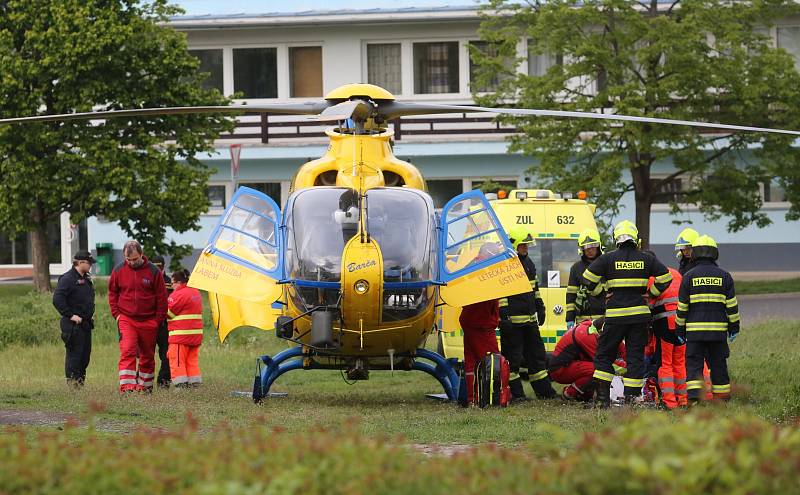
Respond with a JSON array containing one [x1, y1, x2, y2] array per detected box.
[[208, 291, 281, 342], [189, 186, 284, 306], [438, 190, 530, 307]]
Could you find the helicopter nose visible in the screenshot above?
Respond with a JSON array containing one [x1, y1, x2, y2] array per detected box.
[[341, 236, 384, 336]]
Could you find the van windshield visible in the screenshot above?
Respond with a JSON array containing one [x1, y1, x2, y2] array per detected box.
[[526, 239, 580, 288]]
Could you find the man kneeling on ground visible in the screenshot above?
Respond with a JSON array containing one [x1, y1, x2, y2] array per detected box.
[[548, 318, 626, 401]]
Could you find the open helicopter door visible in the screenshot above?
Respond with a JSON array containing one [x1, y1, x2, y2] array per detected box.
[[437, 190, 530, 307], [189, 187, 285, 340]]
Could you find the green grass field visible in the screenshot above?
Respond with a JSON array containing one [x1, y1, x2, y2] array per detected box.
[[735, 277, 800, 295], [1, 283, 799, 447]]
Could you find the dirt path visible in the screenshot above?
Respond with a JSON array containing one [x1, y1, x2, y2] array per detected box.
[[0, 409, 74, 427]]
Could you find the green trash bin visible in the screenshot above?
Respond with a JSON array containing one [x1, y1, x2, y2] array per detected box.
[[95, 243, 114, 276]]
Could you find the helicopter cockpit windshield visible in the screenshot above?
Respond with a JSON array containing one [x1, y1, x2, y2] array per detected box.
[[366, 188, 435, 322], [365, 188, 434, 283], [285, 187, 435, 283], [285, 187, 356, 283]]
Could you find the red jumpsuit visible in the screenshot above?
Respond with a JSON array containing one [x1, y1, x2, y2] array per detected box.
[[166, 285, 204, 386], [648, 267, 687, 409], [109, 258, 167, 392], [459, 299, 500, 405], [549, 320, 625, 400]]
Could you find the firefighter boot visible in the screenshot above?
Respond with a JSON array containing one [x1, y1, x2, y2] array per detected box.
[[592, 378, 611, 409], [509, 377, 527, 402], [531, 379, 558, 399]]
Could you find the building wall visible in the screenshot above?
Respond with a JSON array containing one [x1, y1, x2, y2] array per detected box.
[[184, 20, 483, 101]]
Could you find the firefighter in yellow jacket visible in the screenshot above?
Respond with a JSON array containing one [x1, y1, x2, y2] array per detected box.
[[499, 226, 556, 400], [582, 220, 672, 407], [675, 235, 739, 403], [566, 228, 606, 329]]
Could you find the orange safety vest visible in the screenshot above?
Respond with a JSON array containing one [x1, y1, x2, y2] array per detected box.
[[648, 267, 682, 329], [166, 286, 204, 346]]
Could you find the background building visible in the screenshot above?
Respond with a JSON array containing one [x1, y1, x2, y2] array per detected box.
[[1, 2, 797, 277]]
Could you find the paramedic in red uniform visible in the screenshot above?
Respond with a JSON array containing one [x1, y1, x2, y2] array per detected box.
[[166, 269, 204, 387], [109, 240, 168, 392], [460, 297, 500, 406], [459, 244, 501, 405], [548, 318, 626, 401]]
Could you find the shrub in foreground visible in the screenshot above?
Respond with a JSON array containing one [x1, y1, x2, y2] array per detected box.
[[1, 412, 799, 494]]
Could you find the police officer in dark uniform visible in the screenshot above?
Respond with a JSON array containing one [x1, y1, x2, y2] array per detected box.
[[52, 250, 96, 387], [582, 220, 672, 407], [151, 255, 173, 388], [499, 226, 557, 400], [675, 235, 739, 403]]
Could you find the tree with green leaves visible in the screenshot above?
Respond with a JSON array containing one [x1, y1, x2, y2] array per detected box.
[[473, 0, 800, 246], [0, 0, 233, 291]]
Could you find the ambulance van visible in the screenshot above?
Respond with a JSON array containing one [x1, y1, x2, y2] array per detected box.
[[438, 189, 600, 357]]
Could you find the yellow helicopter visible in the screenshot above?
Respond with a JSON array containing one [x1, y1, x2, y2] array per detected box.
[[189, 85, 536, 401], [4, 82, 799, 402]]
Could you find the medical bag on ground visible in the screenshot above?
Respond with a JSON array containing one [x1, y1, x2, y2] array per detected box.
[[474, 353, 511, 408]]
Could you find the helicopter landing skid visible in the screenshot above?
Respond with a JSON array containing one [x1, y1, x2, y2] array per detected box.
[[251, 346, 461, 403]]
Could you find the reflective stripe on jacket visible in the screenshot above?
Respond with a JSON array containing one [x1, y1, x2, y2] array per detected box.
[[566, 257, 606, 322], [582, 244, 672, 324], [499, 254, 545, 325], [167, 286, 204, 346], [648, 267, 682, 329], [675, 260, 739, 342]]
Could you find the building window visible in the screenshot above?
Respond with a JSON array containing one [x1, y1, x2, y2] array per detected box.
[[469, 41, 510, 92], [427, 179, 463, 209], [233, 47, 278, 98], [413, 42, 460, 94], [188, 49, 224, 93], [239, 182, 282, 207], [0, 222, 61, 265], [367, 43, 402, 94], [650, 177, 684, 204], [763, 180, 787, 203], [208, 185, 227, 210], [527, 40, 562, 77], [778, 26, 800, 69], [290, 46, 323, 97]]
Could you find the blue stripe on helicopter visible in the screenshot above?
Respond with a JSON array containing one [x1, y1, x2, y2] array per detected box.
[[291, 280, 341, 289], [384, 281, 434, 289], [287, 280, 433, 290]]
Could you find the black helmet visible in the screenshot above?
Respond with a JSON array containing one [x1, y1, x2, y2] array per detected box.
[[151, 255, 165, 266]]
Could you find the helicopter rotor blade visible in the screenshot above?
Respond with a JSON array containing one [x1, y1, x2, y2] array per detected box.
[[0, 102, 330, 125], [317, 99, 374, 122], [378, 102, 800, 136]]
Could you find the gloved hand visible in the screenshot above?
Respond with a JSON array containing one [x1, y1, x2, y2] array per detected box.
[[499, 307, 509, 322], [499, 319, 512, 334], [675, 326, 686, 346], [566, 321, 575, 330], [537, 310, 546, 326], [728, 329, 739, 343]]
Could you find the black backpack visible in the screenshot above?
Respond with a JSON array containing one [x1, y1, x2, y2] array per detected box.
[[473, 353, 511, 408]]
